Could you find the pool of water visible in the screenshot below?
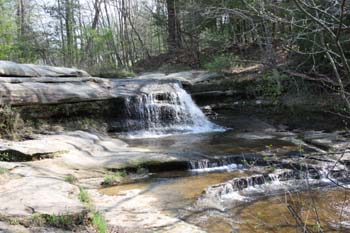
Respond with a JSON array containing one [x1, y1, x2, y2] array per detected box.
[[106, 116, 349, 232], [120, 129, 299, 159]]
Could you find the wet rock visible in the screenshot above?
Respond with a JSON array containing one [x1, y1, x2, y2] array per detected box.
[[203, 169, 298, 200], [303, 131, 350, 151], [234, 132, 276, 140]]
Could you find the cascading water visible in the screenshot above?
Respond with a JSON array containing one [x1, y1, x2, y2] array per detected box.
[[189, 158, 245, 173], [123, 82, 224, 138]]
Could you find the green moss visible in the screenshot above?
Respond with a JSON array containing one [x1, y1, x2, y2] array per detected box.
[[103, 170, 126, 185], [64, 174, 78, 184]]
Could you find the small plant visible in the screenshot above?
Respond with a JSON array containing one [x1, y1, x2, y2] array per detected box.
[[0, 152, 10, 162], [31, 213, 45, 226], [9, 218, 20, 225], [76, 185, 107, 233], [0, 105, 24, 140], [103, 170, 126, 185], [0, 167, 8, 175], [136, 166, 148, 175], [204, 54, 240, 72], [92, 211, 107, 233], [31, 213, 85, 230], [256, 69, 287, 100], [44, 214, 74, 228], [64, 174, 78, 184], [78, 187, 90, 204]]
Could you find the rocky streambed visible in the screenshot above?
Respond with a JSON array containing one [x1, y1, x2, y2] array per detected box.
[[0, 61, 349, 232]]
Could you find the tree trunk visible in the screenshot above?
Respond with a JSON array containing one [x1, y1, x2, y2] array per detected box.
[[81, 0, 101, 67], [166, 0, 177, 52], [65, 0, 74, 67]]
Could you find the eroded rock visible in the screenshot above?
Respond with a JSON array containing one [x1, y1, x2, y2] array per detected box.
[[0, 177, 85, 217], [0, 60, 90, 77]]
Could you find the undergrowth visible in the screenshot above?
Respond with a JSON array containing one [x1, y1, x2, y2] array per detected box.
[[103, 170, 126, 185], [78, 187, 107, 233], [0, 105, 24, 140]]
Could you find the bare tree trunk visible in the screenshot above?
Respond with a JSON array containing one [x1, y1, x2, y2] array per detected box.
[[17, 0, 26, 37], [65, 0, 74, 66], [81, 0, 102, 66], [166, 0, 177, 52], [57, 0, 66, 65]]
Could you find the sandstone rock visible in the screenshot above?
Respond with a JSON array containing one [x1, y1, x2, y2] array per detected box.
[[137, 70, 222, 86], [0, 221, 30, 233], [0, 176, 85, 217], [0, 60, 90, 77], [0, 77, 114, 106], [89, 189, 205, 233], [303, 131, 350, 150], [0, 131, 181, 170]]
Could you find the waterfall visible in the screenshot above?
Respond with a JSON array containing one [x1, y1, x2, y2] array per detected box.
[[189, 158, 245, 172], [123, 82, 224, 138], [196, 166, 350, 210]]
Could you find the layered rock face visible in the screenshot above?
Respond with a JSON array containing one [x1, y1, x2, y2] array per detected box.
[[0, 61, 221, 129], [0, 60, 114, 107], [0, 60, 90, 77], [0, 61, 220, 107]]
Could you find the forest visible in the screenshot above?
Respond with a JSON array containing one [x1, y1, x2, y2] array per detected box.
[[0, 1, 348, 75], [1, 0, 350, 110], [0, 1, 350, 233]]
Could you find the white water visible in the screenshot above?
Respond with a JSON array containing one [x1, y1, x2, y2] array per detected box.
[[189, 159, 245, 173], [198, 168, 340, 208], [123, 82, 224, 138], [190, 163, 243, 173]]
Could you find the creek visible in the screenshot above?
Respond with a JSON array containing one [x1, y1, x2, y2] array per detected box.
[[102, 81, 349, 232]]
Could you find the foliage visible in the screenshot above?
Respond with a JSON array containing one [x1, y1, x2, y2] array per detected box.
[[0, 105, 24, 140], [76, 185, 107, 233], [204, 54, 240, 72], [78, 187, 90, 204], [64, 174, 78, 184], [256, 69, 288, 99], [0, 167, 8, 175], [31, 213, 86, 230], [92, 211, 107, 233], [103, 170, 127, 186]]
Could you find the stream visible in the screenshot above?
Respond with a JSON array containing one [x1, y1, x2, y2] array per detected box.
[[101, 81, 349, 232]]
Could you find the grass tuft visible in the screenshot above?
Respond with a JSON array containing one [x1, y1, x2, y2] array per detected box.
[[64, 174, 78, 184], [92, 211, 107, 233], [78, 187, 90, 204], [30, 213, 86, 230], [103, 170, 126, 185]]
